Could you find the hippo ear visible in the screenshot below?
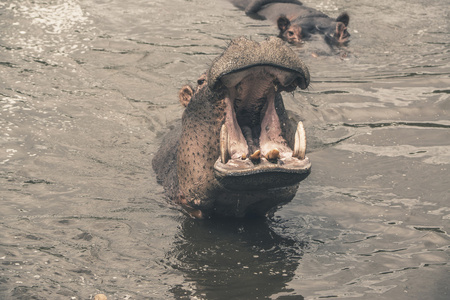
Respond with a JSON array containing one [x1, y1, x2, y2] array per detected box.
[[336, 12, 349, 27], [178, 85, 194, 107], [335, 22, 350, 44], [277, 15, 291, 32]]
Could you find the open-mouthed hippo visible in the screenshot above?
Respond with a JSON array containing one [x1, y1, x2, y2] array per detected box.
[[153, 37, 311, 218]]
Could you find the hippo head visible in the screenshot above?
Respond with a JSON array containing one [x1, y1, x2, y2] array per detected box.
[[323, 12, 350, 46], [277, 13, 350, 46], [156, 37, 311, 218], [277, 16, 305, 44]]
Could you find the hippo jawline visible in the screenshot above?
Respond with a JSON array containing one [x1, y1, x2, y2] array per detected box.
[[213, 65, 311, 190]]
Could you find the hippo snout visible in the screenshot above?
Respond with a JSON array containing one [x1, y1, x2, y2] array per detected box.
[[208, 37, 310, 90]]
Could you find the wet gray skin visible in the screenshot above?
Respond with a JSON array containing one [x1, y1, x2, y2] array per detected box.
[[153, 37, 311, 218]]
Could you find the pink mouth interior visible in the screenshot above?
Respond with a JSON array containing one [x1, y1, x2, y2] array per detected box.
[[221, 66, 296, 160]]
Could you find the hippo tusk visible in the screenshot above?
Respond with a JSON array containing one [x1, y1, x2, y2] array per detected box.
[[293, 121, 306, 160], [220, 124, 230, 164]]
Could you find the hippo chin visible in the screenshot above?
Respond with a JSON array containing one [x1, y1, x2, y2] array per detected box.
[[153, 37, 311, 218]]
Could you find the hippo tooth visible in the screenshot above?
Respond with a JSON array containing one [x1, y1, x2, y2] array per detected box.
[[220, 124, 230, 164], [293, 121, 306, 160], [250, 149, 261, 161], [266, 148, 280, 162]]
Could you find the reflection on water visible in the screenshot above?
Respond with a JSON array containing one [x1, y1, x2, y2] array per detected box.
[[0, 0, 449, 299], [168, 218, 306, 299]]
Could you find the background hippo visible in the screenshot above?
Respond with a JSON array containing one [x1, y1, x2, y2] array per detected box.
[[229, 0, 350, 46], [153, 37, 311, 218]]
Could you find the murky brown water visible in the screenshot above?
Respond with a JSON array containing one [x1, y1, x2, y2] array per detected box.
[[1, 0, 449, 299]]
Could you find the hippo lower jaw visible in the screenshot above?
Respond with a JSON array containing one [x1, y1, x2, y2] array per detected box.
[[213, 66, 311, 190]]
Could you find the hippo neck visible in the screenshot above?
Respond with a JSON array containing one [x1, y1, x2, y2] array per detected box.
[[176, 87, 226, 208]]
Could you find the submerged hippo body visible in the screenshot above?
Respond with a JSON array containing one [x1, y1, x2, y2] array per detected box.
[[230, 0, 350, 46], [153, 37, 311, 218]]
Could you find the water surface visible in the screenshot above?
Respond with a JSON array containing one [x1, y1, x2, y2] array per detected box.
[[0, 0, 449, 299]]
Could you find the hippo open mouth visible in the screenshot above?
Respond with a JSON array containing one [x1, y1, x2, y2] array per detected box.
[[213, 65, 311, 190], [153, 37, 313, 218]]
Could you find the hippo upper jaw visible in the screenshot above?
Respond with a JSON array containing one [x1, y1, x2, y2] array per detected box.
[[212, 64, 311, 191], [208, 37, 310, 90]]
